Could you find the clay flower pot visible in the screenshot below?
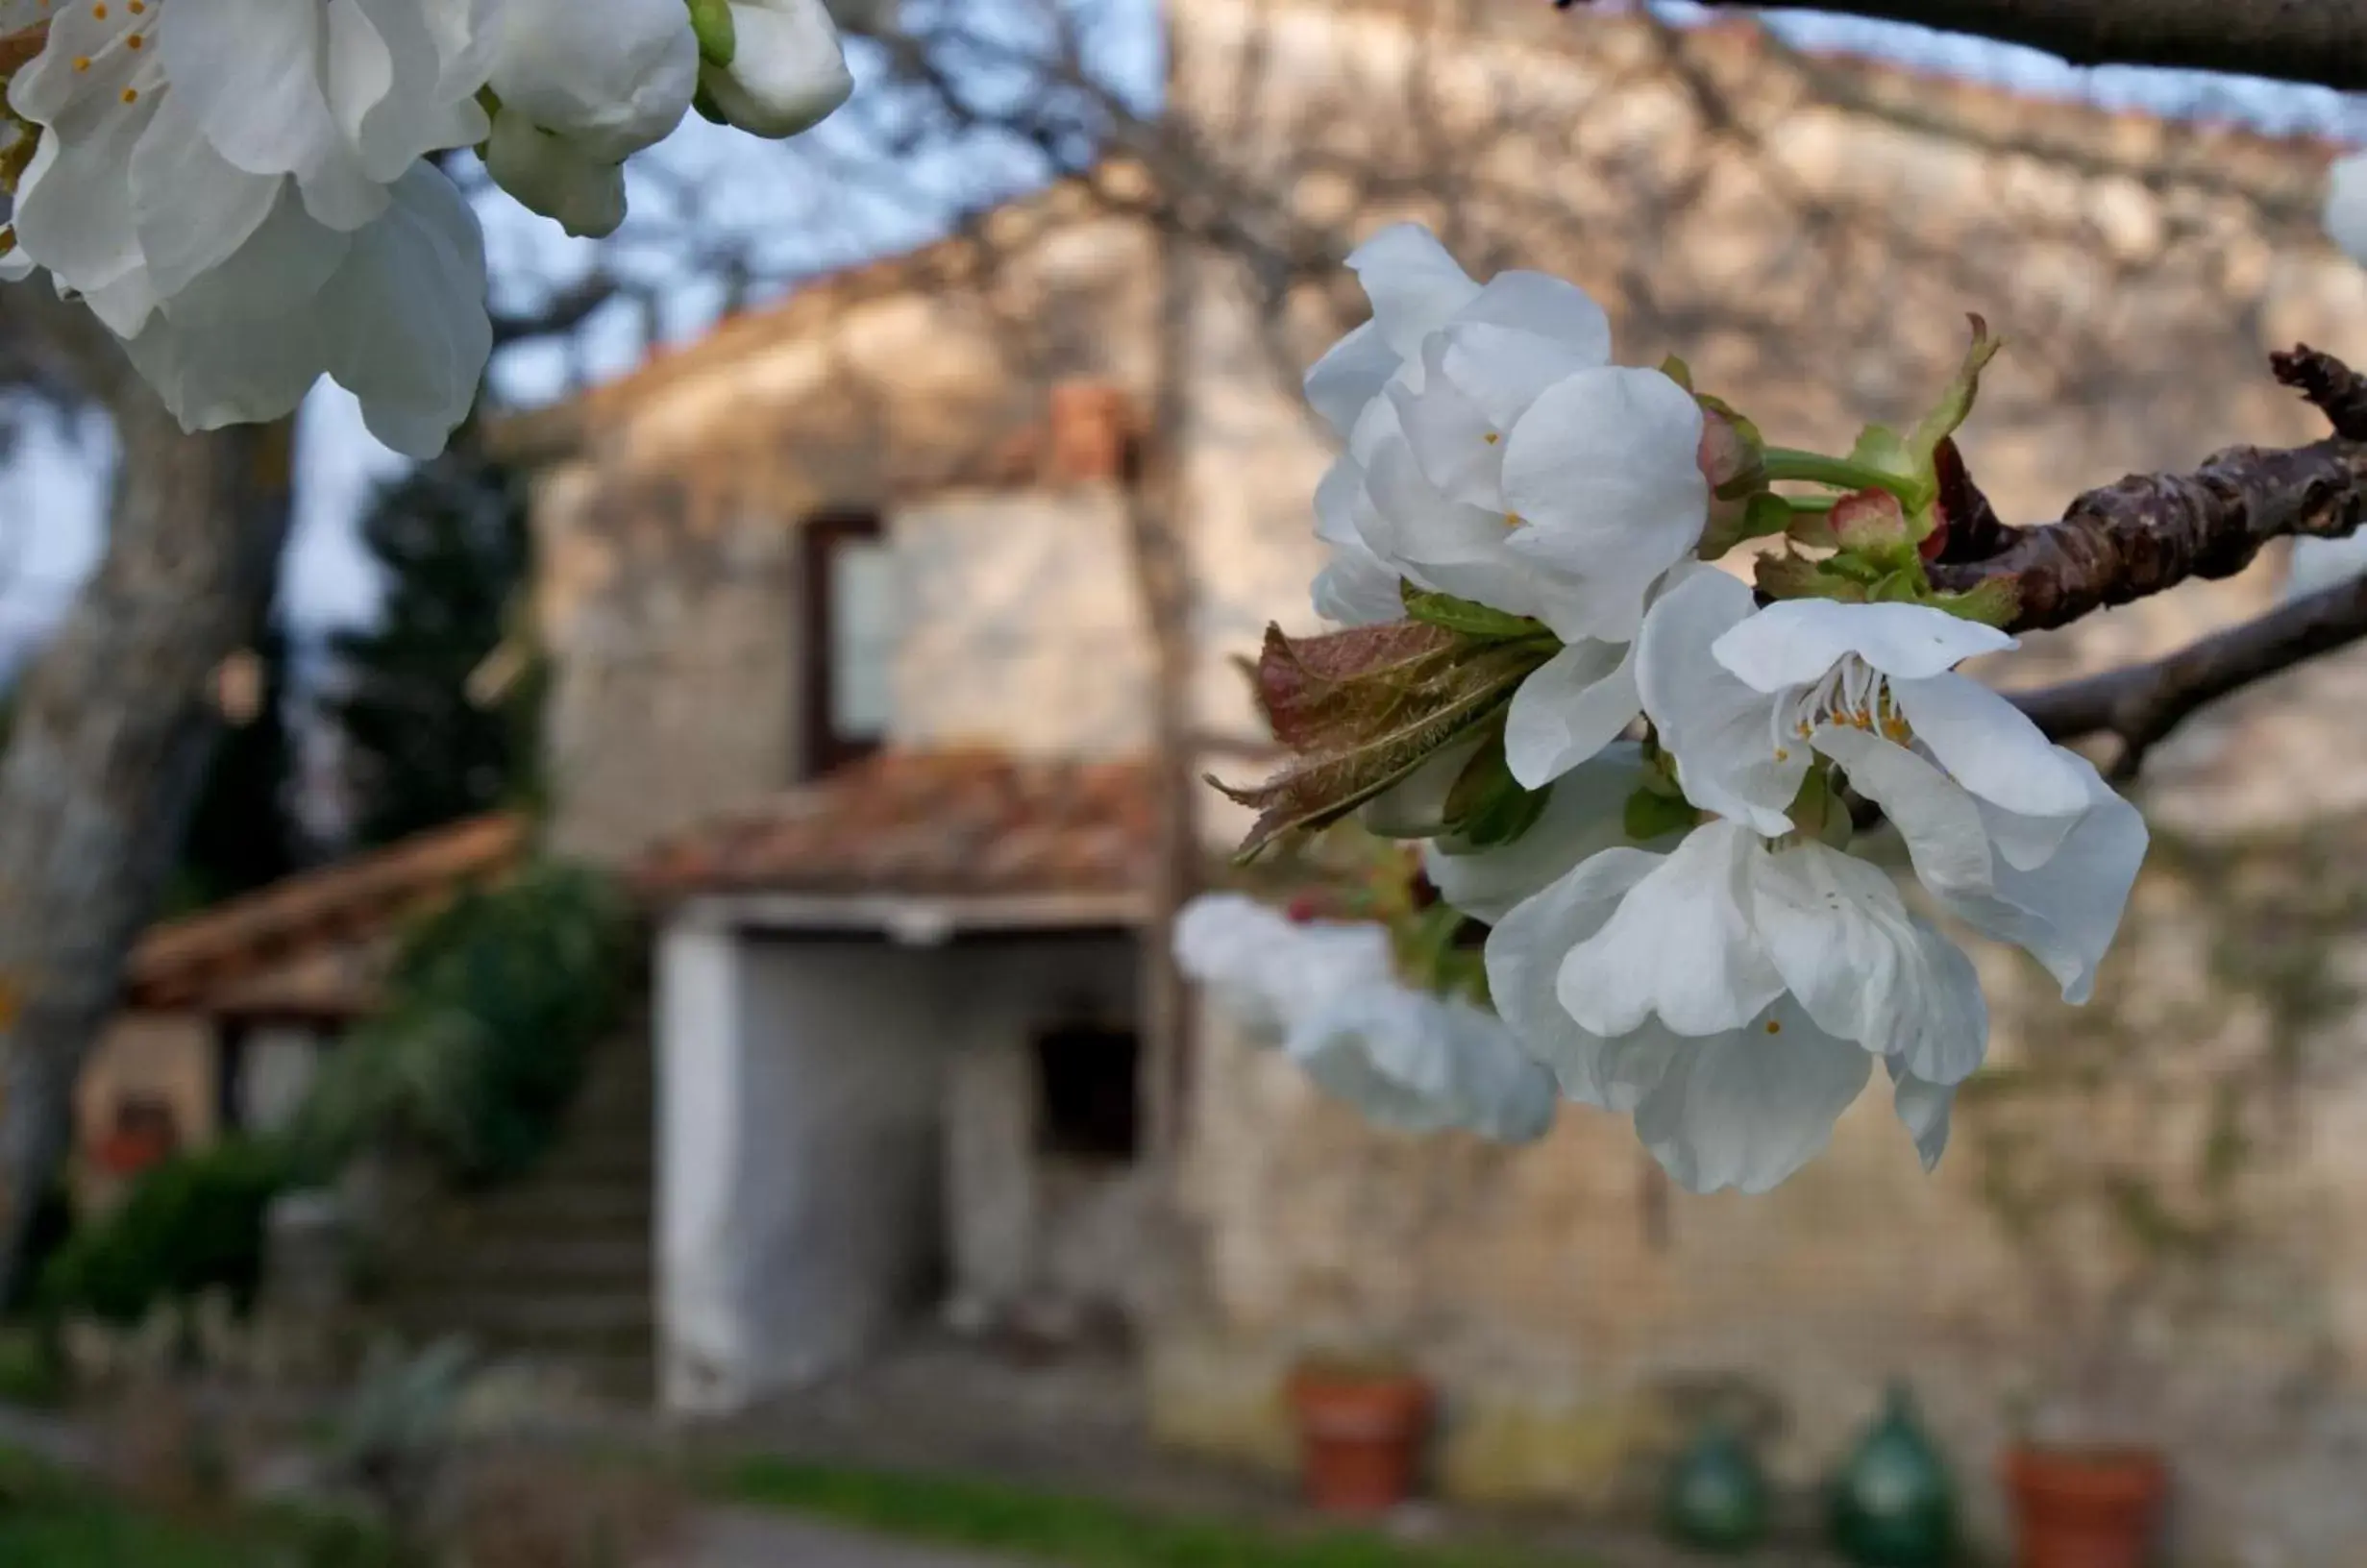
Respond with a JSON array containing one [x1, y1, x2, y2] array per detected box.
[[2002, 1445, 2168, 1568], [1286, 1363, 1432, 1516]]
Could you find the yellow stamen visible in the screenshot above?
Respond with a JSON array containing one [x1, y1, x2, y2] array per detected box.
[[126, 32, 142, 48], [1764, 1018, 1782, 1035], [119, 86, 135, 102], [1503, 512, 1523, 528], [71, 55, 89, 70], [91, 3, 105, 17], [1772, 747, 1788, 763]]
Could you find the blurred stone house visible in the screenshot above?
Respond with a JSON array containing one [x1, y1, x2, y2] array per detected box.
[[491, 1, 2367, 1558]]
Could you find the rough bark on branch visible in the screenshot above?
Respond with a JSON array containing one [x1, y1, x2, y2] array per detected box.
[[1928, 349, 2367, 631], [0, 390, 295, 1307], [1562, 0, 2367, 94]]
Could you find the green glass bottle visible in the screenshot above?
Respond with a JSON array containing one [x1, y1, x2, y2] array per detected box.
[[1661, 1421, 1770, 1553], [1829, 1382, 1958, 1567]]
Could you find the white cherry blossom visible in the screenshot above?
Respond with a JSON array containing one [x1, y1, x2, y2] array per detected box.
[[482, 108, 629, 238], [1477, 819, 1986, 1190], [1174, 892, 1557, 1143], [1637, 571, 2142, 998], [1638, 570, 2090, 839], [1302, 224, 1708, 642]]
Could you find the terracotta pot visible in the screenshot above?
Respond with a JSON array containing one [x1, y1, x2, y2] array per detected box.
[[2003, 1445, 2168, 1568], [1286, 1367, 1431, 1516]]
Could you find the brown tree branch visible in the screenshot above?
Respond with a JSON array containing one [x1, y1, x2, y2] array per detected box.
[[1561, 0, 2367, 94], [2009, 576, 2367, 778], [1928, 348, 2367, 631]]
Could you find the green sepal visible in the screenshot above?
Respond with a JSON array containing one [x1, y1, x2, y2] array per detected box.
[[1400, 583, 1548, 642], [688, 0, 737, 66]]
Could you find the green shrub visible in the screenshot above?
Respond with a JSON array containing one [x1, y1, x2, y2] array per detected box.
[[0, 1324, 64, 1406], [292, 861, 634, 1188], [36, 1140, 290, 1326]]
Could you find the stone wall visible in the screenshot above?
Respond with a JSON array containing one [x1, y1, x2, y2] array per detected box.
[[531, 200, 1159, 863]]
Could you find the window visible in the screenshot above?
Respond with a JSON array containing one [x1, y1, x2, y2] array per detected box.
[[799, 513, 899, 774], [1033, 1025, 1142, 1163]]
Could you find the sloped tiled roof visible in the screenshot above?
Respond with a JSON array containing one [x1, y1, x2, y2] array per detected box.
[[124, 814, 530, 1015], [632, 749, 1154, 903]]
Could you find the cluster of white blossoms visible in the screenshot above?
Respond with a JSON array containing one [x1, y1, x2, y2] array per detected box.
[[1234, 223, 2150, 1194], [0, 0, 852, 455], [1175, 893, 1556, 1144]]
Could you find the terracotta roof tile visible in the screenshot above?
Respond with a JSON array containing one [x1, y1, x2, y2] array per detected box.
[[632, 749, 1154, 902], [126, 814, 529, 1014]]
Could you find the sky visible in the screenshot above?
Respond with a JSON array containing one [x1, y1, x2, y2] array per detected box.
[[0, 1, 2355, 668]]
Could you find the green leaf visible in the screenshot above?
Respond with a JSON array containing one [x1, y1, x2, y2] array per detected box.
[[1442, 726, 1548, 849], [1400, 583, 1547, 641], [1624, 785, 1700, 842], [1213, 621, 1552, 861]]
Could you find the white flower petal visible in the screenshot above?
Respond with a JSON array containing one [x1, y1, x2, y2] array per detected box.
[[1360, 731, 1485, 839], [1360, 424, 1544, 618], [1436, 320, 1608, 434], [1311, 541, 1405, 626], [1887, 1059, 1955, 1172], [315, 163, 489, 457], [1634, 569, 1802, 837], [1498, 365, 1708, 643], [1504, 638, 1638, 789], [1559, 821, 1784, 1039], [1390, 336, 1505, 509], [1344, 222, 1480, 361], [127, 95, 281, 300], [1633, 997, 1872, 1194], [1304, 320, 1399, 440], [1890, 672, 2090, 821], [2327, 150, 2367, 267], [1746, 840, 1988, 1083], [1481, 841, 1666, 1108], [1711, 600, 2013, 693], [1452, 265, 1611, 359], [1979, 756, 2148, 1004], [1430, 742, 1654, 924]]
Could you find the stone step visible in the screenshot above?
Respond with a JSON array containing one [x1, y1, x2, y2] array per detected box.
[[392, 1236, 651, 1288], [382, 1286, 654, 1342]]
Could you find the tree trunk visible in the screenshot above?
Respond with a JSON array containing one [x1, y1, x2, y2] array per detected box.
[[1127, 211, 1200, 1163], [0, 385, 295, 1307]]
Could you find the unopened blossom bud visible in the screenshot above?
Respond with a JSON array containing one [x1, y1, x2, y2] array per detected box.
[[696, 0, 853, 139], [483, 110, 629, 238], [490, 0, 699, 163]]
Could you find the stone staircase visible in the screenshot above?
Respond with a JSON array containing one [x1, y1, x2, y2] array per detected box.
[[376, 1027, 656, 1400]]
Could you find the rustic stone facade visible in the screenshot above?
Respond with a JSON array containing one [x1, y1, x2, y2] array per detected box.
[[518, 2, 2367, 1557]]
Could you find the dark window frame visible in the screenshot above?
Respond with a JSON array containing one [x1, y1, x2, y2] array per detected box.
[[797, 510, 889, 776]]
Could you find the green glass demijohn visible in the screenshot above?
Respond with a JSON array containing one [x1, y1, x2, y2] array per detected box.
[[1661, 1420, 1771, 1553], [1828, 1382, 1958, 1567]]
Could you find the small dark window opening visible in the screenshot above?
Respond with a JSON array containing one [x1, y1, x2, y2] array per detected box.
[[797, 510, 895, 776], [1033, 1025, 1142, 1163]]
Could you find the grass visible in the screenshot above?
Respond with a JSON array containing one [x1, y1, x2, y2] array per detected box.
[[0, 1445, 399, 1568], [720, 1457, 1592, 1568]]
